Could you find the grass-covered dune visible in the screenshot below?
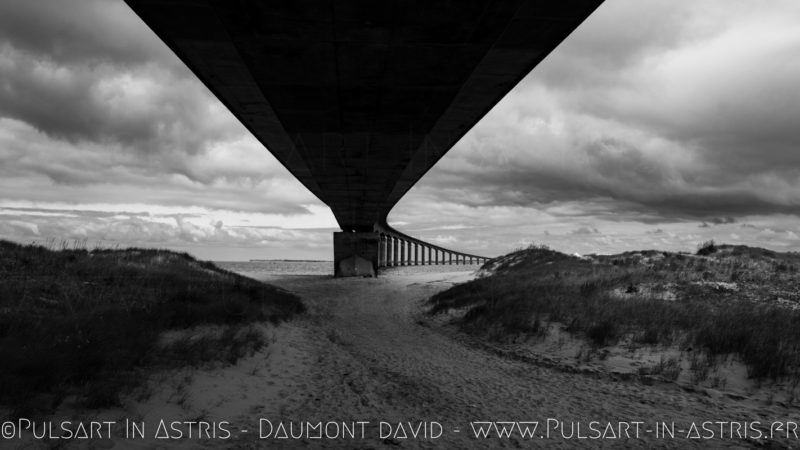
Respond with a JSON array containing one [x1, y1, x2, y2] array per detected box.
[[0, 240, 304, 415], [429, 242, 800, 381]]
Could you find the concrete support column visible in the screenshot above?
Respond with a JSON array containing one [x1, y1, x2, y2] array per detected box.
[[449, 252, 453, 265], [400, 239, 406, 266], [427, 246, 432, 265], [378, 235, 386, 267], [333, 231, 379, 277], [414, 242, 419, 265], [392, 237, 398, 266], [383, 236, 389, 267], [377, 236, 382, 267]]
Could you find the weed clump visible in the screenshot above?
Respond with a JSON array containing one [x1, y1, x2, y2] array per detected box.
[[696, 240, 717, 256]]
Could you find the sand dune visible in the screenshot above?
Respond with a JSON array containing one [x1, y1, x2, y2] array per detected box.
[[17, 268, 794, 449]]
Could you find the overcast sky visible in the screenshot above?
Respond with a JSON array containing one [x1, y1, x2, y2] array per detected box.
[[1, 0, 799, 260]]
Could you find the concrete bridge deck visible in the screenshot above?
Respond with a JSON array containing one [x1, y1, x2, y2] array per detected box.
[[124, 0, 603, 276]]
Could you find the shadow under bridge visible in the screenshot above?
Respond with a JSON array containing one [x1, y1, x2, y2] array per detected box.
[[123, 0, 604, 276]]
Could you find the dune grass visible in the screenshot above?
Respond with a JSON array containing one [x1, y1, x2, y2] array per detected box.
[[0, 240, 304, 416], [429, 244, 800, 381]]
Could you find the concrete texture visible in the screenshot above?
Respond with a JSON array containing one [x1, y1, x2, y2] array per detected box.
[[333, 231, 379, 277]]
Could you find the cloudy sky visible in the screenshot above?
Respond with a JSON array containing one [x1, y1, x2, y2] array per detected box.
[[1, 0, 799, 260]]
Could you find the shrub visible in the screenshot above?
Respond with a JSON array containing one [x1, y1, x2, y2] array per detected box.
[[429, 242, 800, 381], [696, 240, 717, 256], [0, 240, 304, 415], [586, 320, 618, 346]]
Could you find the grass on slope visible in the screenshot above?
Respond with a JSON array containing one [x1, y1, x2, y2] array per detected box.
[[0, 240, 304, 416], [429, 243, 800, 381]]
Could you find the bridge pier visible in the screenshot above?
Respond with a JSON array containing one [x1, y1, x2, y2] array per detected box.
[[333, 232, 379, 277], [379, 235, 387, 267], [384, 236, 390, 266]]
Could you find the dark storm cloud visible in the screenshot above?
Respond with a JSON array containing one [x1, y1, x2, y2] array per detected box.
[[0, 53, 234, 155], [0, 0, 259, 181], [0, 0, 321, 219], [416, 0, 800, 224], [0, 0, 177, 67]]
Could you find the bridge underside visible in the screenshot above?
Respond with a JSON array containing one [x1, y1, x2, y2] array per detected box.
[[124, 0, 603, 275]]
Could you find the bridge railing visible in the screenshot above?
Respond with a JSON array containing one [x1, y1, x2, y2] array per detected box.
[[374, 226, 491, 268]]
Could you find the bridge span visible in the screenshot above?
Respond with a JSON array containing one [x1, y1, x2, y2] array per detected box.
[[124, 0, 603, 276]]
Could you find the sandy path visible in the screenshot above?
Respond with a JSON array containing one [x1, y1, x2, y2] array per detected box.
[[212, 270, 788, 449], [16, 270, 790, 449]]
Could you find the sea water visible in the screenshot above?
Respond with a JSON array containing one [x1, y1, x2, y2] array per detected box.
[[215, 260, 334, 276]]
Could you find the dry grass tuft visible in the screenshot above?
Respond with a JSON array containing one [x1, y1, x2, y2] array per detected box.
[[0, 239, 304, 416], [429, 243, 800, 382]]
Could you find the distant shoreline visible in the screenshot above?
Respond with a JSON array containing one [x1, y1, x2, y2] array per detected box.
[[248, 259, 332, 263]]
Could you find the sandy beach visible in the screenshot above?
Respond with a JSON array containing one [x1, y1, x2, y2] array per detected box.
[[12, 266, 795, 449]]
